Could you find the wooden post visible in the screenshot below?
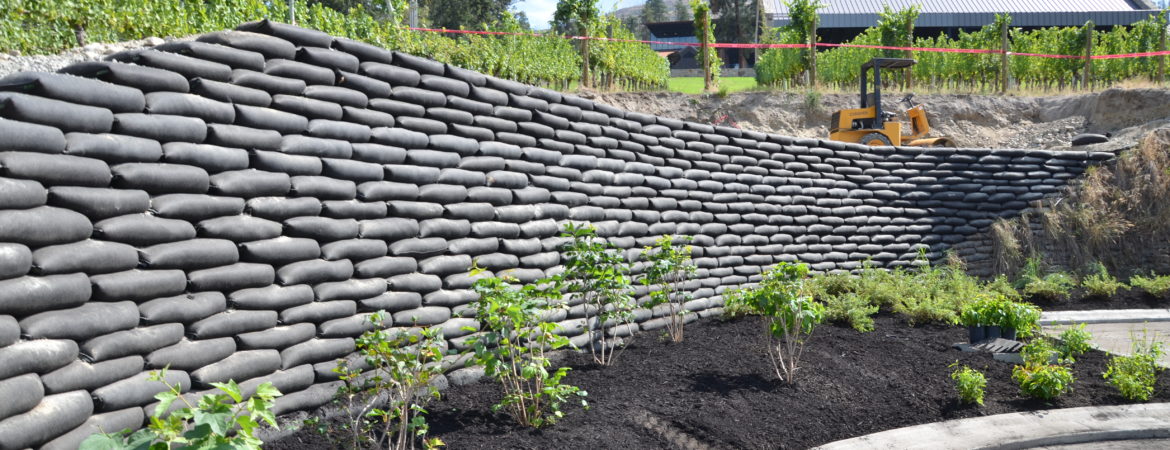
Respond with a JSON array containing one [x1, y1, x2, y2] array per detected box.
[[1082, 21, 1094, 91], [906, 18, 914, 90], [701, 9, 712, 92], [1000, 16, 1010, 93], [288, 0, 296, 25], [1160, 20, 1167, 84], [607, 23, 616, 91], [581, 23, 591, 89], [808, 15, 817, 88]]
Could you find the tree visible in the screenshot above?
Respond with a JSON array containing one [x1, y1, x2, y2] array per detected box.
[[642, 0, 669, 24], [554, 0, 600, 87], [515, 11, 532, 30], [673, 0, 691, 21], [427, 0, 514, 29], [307, 0, 403, 20], [711, 0, 760, 68]]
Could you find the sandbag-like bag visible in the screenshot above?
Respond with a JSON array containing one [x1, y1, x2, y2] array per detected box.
[[239, 237, 321, 265], [279, 338, 355, 369], [391, 306, 451, 326], [41, 356, 144, 395], [63, 132, 163, 164], [139, 292, 227, 325], [314, 278, 388, 302], [280, 300, 356, 324], [47, 186, 150, 221], [265, 58, 335, 86], [198, 30, 298, 60], [0, 315, 18, 347], [448, 237, 498, 255], [91, 369, 190, 412], [387, 273, 442, 294], [0, 71, 144, 113], [31, 239, 138, 275], [155, 40, 266, 71], [198, 214, 283, 242], [0, 176, 46, 210], [60, 60, 190, 93], [0, 391, 93, 449], [246, 196, 322, 220], [276, 259, 354, 285], [190, 349, 281, 389], [112, 49, 232, 81], [334, 38, 393, 64], [284, 216, 360, 242], [0, 339, 78, 380], [188, 310, 278, 340], [89, 269, 187, 302], [235, 104, 309, 135], [320, 238, 387, 262], [270, 381, 343, 416], [236, 323, 316, 350], [19, 301, 139, 341], [387, 237, 447, 257], [150, 193, 245, 221], [112, 162, 210, 194], [162, 141, 252, 173], [0, 273, 90, 316], [318, 313, 383, 338], [354, 256, 417, 278], [0, 151, 112, 187], [93, 214, 196, 246], [145, 91, 236, 123], [112, 113, 207, 144], [322, 157, 383, 182], [238, 20, 334, 48], [234, 70, 308, 96], [189, 78, 271, 107], [38, 407, 145, 450], [139, 238, 239, 270], [290, 175, 357, 200], [419, 255, 472, 276], [0, 92, 113, 133], [0, 373, 42, 422], [188, 262, 276, 292], [205, 124, 282, 150], [359, 291, 422, 313], [229, 284, 314, 310]]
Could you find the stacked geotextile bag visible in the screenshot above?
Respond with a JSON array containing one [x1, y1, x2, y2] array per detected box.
[[0, 19, 1112, 448]]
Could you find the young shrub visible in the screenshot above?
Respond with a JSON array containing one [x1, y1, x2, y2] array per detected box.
[[1021, 337, 1062, 366], [1016, 257, 1075, 301], [557, 223, 635, 365], [949, 362, 987, 406], [639, 235, 697, 342], [82, 369, 281, 450], [1012, 362, 1075, 401], [726, 262, 825, 383], [1056, 323, 1094, 362], [822, 292, 879, 332], [1003, 300, 1042, 338], [959, 294, 1005, 328], [1081, 263, 1125, 298], [1129, 274, 1170, 297], [332, 314, 446, 450], [720, 288, 759, 319], [1103, 334, 1165, 402], [466, 274, 587, 428]]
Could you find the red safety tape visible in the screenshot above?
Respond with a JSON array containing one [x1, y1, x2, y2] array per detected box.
[[405, 27, 1170, 60]]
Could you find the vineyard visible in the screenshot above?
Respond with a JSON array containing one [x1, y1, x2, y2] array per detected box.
[[0, 0, 669, 90], [758, 4, 1170, 92]]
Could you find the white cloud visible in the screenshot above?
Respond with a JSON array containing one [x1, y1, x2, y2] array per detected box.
[[514, 0, 644, 31]]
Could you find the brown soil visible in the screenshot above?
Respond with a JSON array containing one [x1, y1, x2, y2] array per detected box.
[[267, 309, 1170, 450], [1030, 287, 1170, 312]]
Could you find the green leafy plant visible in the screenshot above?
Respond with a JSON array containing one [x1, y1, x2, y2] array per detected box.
[[639, 235, 697, 342], [556, 222, 635, 366], [1016, 257, 1076, 301], [1021, 337, 1062, 365], [1002, 300, 1042, 338], [1012, 362, 1075, 401], [81, 369, 281, 450], [720, 288, 759, 319], [1081, 263, 1126, 298], [949, 362, 987, 406], [465, 273, 587, 428], [822, 292, 879, 332], [1103, 333, 1165, 401], [1056, 323, 1094, 362], [726, 262, 825, 383], [1129, 274, 1170, 297], [332, 313, 447, 450]]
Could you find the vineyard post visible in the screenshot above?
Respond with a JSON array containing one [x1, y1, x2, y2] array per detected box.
[[1000, 16, 1009, 94], [701, 9, 712, 92], [1082, 21, 1094, 90], [581, 27, 591, 89], [1160, 20, 1167, 84], [288, 1, 296, 25], [808, 14, 817, 88], [606, 23, 616, 90], [905, 14, 914, 90]]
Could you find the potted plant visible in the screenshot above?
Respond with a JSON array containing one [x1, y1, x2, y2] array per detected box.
[[960, 295, 1005, 343], [959, 301, 987, 343], [1001, 301, 1041, 340]]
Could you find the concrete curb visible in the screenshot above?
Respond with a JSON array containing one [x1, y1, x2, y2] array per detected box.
[[1039, 309, 1170, 326], [813, 403, 1170, 450]]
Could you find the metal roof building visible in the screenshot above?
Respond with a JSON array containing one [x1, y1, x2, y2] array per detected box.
[[765, 0, 1163, 41]]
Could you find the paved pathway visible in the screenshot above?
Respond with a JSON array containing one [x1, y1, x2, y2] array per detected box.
[[815, 403, 1170, 449], [1041, 309, 1170, 368]]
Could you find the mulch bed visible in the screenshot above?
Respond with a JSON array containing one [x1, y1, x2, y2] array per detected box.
[[269, 307, 1170, 450], [1031, 287, 1169, 311]]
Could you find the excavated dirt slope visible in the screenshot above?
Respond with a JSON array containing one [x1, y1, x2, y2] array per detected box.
[[589, 88, 1170, 153]]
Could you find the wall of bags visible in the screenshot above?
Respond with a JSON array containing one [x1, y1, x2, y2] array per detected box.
[[0, 19, 1111, 449]]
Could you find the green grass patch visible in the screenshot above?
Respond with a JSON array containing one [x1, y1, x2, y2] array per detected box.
[[667, 77, 758, 95]]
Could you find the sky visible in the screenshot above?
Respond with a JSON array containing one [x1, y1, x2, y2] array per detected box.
[[513, 0, 644, 31]]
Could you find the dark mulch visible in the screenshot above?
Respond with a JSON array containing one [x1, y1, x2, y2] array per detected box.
[[1030, 287, 1169, 311], [268, 313, 1170, 450]]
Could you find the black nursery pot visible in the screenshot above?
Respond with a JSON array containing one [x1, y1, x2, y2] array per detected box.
[[968, 325, 987, 343], [1002, 327, 1018, 341], [985, 325, 1002, 340]]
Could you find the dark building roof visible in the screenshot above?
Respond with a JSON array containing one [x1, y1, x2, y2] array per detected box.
[[765, 0, 1161, 28]]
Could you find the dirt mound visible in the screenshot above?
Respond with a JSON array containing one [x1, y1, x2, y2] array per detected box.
[[587, 88, 1170, 152]]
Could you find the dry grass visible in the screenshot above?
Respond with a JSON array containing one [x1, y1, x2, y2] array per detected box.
[[988, 129, 1170, 275]]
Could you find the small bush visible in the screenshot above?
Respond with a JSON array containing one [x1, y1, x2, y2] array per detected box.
[[1103, 335, 1165, 402], [822, 292, 879, 332], [1012, 363, 1075, 401], [1081, 263, 1125, 298], [82, 370, 280, 450], [727, 262, 824, 383], [639, 235, 697, 342], [949, 362, 987, 406], [467, 274, 587, 428], [557, 223, 635, 366], [1021, 337, 1062, 365], [1016, 257, 1076, 301], [1129, 274, 1170, 297], [721, 288, 759, 319], [1056, 324, 1094, 362]]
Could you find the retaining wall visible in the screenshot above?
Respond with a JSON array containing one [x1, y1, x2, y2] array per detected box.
[[0, 20, 1111, 449]]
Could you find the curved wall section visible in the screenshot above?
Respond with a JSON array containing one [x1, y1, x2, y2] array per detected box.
[[0, 19, 1110, 448]]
